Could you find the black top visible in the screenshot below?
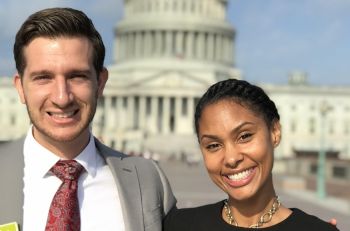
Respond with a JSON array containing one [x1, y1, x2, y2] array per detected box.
[[163, 201, 339, 231]]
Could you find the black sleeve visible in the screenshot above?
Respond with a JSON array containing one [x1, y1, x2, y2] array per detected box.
[[291, 208, 340, 231], [163, 207, 195, 231]]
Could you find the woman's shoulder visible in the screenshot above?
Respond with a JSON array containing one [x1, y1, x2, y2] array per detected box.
[[180, 200, 224, 214], [285, 208, 339, 230], [163, 201, 225, 231], [167, 200, 224, 220]]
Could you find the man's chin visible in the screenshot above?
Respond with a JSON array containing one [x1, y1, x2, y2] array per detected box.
[[34, 126, 87, 143]]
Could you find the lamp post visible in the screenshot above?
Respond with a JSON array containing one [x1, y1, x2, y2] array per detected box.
[[317, 101, 332, 199]]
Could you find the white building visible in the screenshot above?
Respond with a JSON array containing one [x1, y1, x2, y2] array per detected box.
[[1, 0, 350, 163], [92, 0, 240, 154], [263, 73, 350, 162], [0, 77, 29, 141]]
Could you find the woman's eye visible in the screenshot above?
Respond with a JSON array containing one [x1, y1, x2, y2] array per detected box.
[[239, 133, 252, 142], [205, 143, 221, 151]]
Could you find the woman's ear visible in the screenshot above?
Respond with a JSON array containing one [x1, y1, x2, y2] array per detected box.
[[271, 120, 281, 147]]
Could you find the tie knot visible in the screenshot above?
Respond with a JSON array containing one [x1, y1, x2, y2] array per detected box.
[[50, 160, 84, 181]]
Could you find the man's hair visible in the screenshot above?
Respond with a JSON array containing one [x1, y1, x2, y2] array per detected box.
[[194, 78, 280, 138], [13, 7, 105, 76]]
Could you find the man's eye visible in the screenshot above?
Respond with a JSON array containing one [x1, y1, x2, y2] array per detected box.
[[72, 74, 87, 79], [33, 75, 51, 81]]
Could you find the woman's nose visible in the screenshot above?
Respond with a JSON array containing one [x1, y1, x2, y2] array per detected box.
[[224, 144, 244, 168]]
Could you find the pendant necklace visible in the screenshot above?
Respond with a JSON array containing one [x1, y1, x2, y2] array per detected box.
[[223, 196, 281, 228]]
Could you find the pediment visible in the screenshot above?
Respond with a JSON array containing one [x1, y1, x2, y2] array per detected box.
[[125, 70, 211, 89]]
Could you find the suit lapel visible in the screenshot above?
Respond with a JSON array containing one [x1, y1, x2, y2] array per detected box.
[[95, 139, 144, 231]]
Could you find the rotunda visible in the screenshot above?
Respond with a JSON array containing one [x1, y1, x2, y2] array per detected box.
[[93, 0, 240, 155]]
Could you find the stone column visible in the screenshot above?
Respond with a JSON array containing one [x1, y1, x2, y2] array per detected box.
[[222, 35, 229, 63], [114, 35, 121, 62], [135, 31, 142, 58], [229, 35, 234, 64], [144, 31, 152, 57], [165, 30, 173, 56], [115, 96, 122, 130], [196, 32, 205, 59], [155, 31, 162, 56], [119, 34, 125, 60], [175, 96, 182, 133], [139, 96, 146, 130], [128, 33, 135, 59], [215, 33, 223, 62], [175, 31, 184, 57], [162, 97, 170, 134], [185, 31, 194, 58], [104, 96, 112, 130], [127, 96, 135, 129], [207, 32, 214, 60], [188, 97, 195, 133], [150, 96, 158, 133]]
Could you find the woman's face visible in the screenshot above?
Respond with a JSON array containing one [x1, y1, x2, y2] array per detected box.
[[198, 99, 280, 201]]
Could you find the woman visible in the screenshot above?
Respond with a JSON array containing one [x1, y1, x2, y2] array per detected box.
[[163, 79, 338, 230]]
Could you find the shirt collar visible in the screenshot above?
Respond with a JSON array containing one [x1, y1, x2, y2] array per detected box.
[[24, 126, 98, 178]]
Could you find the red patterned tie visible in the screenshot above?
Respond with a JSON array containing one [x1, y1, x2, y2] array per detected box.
[[45, 160, 84, 231]]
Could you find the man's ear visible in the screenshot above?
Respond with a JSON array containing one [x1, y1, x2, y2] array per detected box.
[[13, 73, 26, 104], [271, 120, 281, 147], [97, 67, 108, 97]]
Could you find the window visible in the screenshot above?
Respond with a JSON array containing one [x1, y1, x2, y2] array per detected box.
[[333, 166, 347, 179], [344, 120, 350, 135], [328, 120, 334, 134], [310, 164, 317, 175], [291, 119, 296, 133], [309, 118, 315, 134], [11, 115, 16, 125]]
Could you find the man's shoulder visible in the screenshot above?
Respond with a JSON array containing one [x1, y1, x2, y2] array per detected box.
[[94, 137, 156, 168]]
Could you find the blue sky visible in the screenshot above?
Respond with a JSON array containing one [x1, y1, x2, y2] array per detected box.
[[0, 0, 349, 85]]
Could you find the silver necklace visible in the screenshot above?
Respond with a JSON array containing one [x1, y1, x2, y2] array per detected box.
[[223, 196, 281, 228]]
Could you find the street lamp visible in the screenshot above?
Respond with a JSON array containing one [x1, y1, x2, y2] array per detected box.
[[317, 101, 332, 199]]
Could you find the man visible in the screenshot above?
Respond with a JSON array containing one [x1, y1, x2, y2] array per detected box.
[[0, 7, 175, 231]]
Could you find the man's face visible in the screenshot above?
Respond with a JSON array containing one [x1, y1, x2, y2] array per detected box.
[[14, 37, 107, 148]]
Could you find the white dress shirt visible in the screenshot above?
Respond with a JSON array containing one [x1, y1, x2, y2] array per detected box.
[[22, 127, 125, 231]]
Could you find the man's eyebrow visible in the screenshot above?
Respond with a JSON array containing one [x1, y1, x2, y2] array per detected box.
[[69, 69, 93, 75], [28, 69, 93, 77], [29, 70, 52, 77]]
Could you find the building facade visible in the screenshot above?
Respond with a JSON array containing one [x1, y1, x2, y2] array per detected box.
[[92, 0, 240, 154], [1, 0, 350, 164]]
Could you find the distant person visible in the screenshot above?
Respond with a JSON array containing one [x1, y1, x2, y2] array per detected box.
[[0, 7, 175, 230], [163, 79, 338, 230]]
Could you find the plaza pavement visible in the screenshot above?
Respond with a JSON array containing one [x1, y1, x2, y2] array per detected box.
[[160, 160, 350, 231]]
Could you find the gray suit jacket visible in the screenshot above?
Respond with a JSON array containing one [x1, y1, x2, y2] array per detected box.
[[0, 138, 176, 231]]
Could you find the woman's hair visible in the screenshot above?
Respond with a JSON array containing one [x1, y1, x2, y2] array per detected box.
[[194, 78, 280, 137], [14, 7, 105, 76]]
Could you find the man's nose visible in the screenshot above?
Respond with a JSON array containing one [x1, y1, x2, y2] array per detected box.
[[51, 78, 73, 107]]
